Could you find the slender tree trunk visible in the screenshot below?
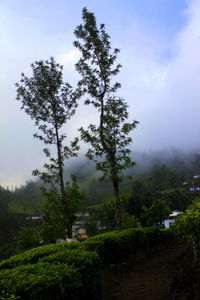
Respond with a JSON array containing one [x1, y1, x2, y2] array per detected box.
[[113, 180, 122, 230], [55, 123, 72, 238], [67, 222, 73, 239], [55, 130, 64, 194]]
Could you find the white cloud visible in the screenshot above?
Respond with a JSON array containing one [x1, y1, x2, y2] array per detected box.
[[114, 0, 200, 151], [152, 0, 200, 150], [57, 49, 80, 66]]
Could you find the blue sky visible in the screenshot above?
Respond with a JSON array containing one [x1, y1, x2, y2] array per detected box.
[[1, 0, 200, 187], [1, 0, 188, 55], [3, 0, 187, 31]]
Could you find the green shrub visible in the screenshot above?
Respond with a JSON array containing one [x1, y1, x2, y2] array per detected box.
[[0, 242, 79, 271], [80, 227, 173, 265], [0, 262, 82, 300], [0, 227, 174, 299], [0, 243, 102, 300], [39, 249, 101, 299], [16, 227, 40, 252], [81, 231, 121, 264], [39, 248, 100, 269], [173, 199, 200, 259]]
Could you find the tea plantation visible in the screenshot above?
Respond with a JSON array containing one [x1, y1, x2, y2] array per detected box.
[[0, 227, 173, 300]]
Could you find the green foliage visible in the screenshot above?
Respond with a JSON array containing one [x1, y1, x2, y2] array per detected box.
[[38, 248, 99, 267], [126, 173, 193, 226], [87, 197, 116, 230], [39, 249, 101, 299], [126, 180, 155, 218], [0, 242, 79, 271], [0, 226, 174, 299], [142, 199, 170, 226], [64, 175, 85, 224], [40, 188, 65, 244], [87, 197, 141, 232], [17, 227, 39, 253], [16, 57, 78, 139], [0, 262, 82, 300], [16, 57, 80, 238], [173, 199, 200, 259], [79, 98, 138, 182], [40, 222, 65, 245], [0, 242, 101, 300], [81, 227, 173, 265], [40, 175, 85, 242], [0, 295, 20, 300], [122, 213, 141, 229]]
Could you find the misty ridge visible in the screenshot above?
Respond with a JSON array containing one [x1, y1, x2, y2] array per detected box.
[[5, 147, 199, 219], [12, 147, 200, 194], [63, 148, 200, 181]]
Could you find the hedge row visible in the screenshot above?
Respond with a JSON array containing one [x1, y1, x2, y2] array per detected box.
[[0, 227, 173, 300], [0, 241, 79, 271], [0, 242, 101, 300], [0, 263, 82, 300], [80, 227, 173, 265]]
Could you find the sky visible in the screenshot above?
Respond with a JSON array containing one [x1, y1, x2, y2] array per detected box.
[[1, 0, 200, 187]]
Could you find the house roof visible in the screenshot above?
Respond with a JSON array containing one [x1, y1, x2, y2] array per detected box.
[[168, 210, 182, 219]]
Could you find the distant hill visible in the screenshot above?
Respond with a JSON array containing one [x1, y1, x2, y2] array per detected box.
[[8, 149, 200, 213]]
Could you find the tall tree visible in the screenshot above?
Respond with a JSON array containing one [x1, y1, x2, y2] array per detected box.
[[74, 8, 138, 229], [16, 57, 80, 238]]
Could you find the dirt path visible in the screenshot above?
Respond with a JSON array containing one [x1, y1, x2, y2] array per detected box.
[[102, 244, 185, 300]]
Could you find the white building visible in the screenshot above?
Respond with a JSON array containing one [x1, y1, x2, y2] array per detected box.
[[163, 210, 182, 228]]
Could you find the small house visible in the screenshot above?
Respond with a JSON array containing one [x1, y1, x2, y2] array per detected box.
[[163, 210, 182, 228]]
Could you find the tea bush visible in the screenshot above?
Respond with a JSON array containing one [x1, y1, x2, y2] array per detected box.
[[0, 262, 82, 300], [0, 241, 79, 271], [0, 227, 174, 299], [81, 227, 173, 265]]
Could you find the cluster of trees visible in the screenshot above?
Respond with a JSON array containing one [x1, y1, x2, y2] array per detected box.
[[15, 7, 137, 238], [85, 165, 194, 235]]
